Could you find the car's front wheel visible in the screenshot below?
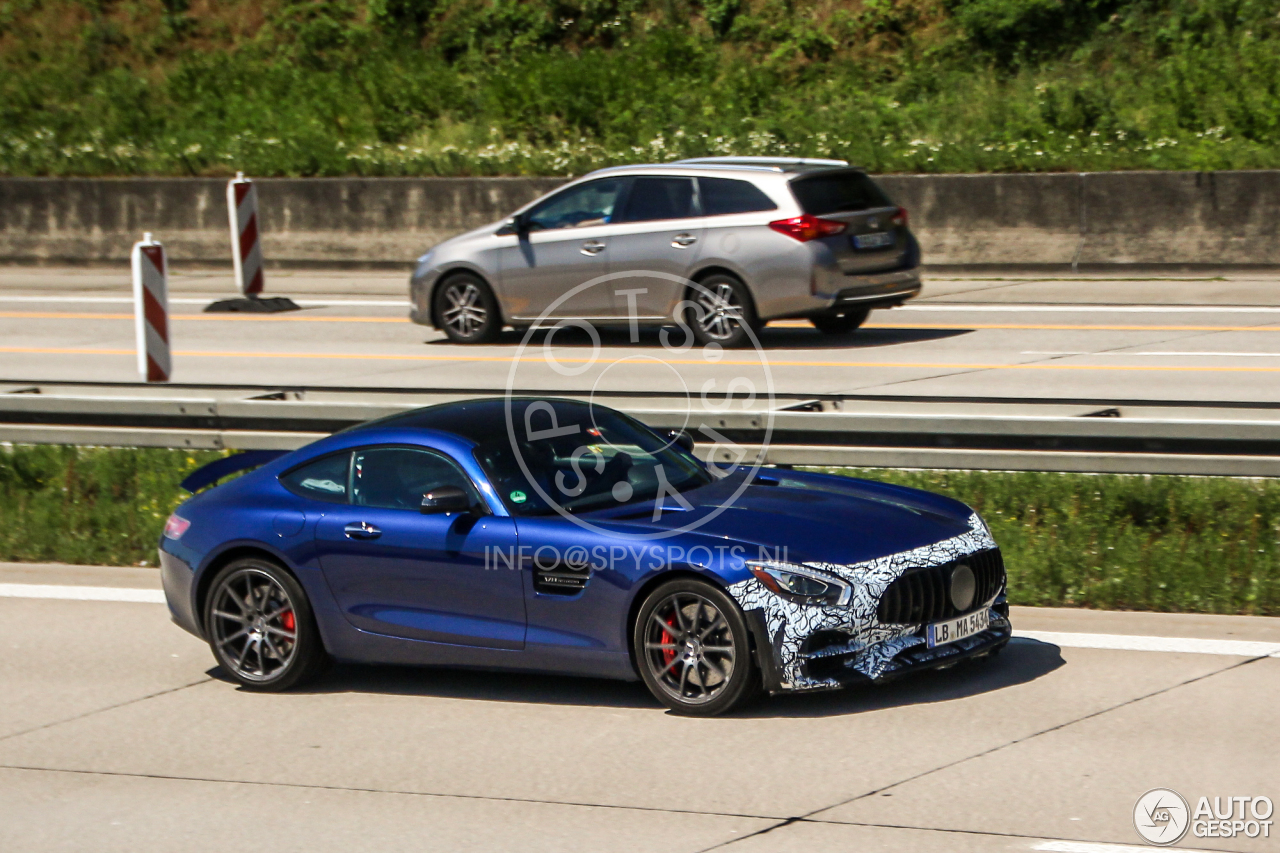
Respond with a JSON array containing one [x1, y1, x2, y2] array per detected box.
[[634, 579, 760, 716], [434, 273, 501, 343], [204, 557, 328, 691]]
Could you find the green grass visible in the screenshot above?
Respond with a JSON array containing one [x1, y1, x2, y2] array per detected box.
[[0, 444, 224, 567], [2, 444, 1277, 614], [2, 0, 1280, 177], [818, 467, 1280, 615]]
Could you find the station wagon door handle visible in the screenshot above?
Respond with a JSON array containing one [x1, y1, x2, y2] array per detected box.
[[343, 521, 382, 540], [580, 240, 606, 255], [672, 233, 698, 248]]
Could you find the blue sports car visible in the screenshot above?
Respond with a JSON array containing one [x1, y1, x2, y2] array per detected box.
[[160, 397, 1010, 715]]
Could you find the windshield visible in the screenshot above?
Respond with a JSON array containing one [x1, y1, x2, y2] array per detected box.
[[473, 405, 712, 516]]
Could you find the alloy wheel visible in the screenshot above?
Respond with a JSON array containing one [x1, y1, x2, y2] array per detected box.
[[209, 568, 298, 683], [694, 282, 746, 342], [642, 591, 737, 706], [442, 281, 488, 338]]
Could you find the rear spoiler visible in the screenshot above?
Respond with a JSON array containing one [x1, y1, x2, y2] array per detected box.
[[180, 450, 289, 494]]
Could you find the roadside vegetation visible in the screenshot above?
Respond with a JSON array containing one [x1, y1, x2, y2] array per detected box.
[[1, 444, 1276, 614], [2, 0, 1279, 176]]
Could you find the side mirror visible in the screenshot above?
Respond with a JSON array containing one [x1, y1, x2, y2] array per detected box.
[[496, 216, 523, 237], [667, 429, 695, 453], [421, 485, 472, 514]]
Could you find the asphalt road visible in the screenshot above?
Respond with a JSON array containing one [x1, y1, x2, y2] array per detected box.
[[4, 267, 1280, 403], [1, 562, 1277, 852]]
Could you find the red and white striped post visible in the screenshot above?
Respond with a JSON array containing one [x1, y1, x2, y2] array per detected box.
[[227, 171, 265, 297], [131, 232, 171, 383]]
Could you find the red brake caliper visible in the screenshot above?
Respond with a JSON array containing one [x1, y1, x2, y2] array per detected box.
[[661, 614, 678, 668], [281, 610, 296, 632]]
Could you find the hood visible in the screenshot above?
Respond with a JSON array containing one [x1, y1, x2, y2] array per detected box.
[[588, 469, 976, 566]]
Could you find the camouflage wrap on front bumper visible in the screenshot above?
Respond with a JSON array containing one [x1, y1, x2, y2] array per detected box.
[[727, 512, 1001, 692]]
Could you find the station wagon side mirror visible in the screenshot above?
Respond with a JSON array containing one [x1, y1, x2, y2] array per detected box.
[[421, 485, 473, 514], [667, 429, 695, 453], [496, 216, 524, 237]]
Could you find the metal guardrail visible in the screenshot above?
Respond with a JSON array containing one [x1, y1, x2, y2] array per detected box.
[[3, 380, 1280, 476]]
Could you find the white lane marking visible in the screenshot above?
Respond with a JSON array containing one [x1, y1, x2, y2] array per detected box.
[[1032, 841, 1218, 853], [908, 303, 1280, 313], [1024, 351, 1280, 357], [1016, 630, 1280, 657], [4, 295, 1280, 313], [1, 583, 1276, 658], [0, 296, 410, 307], [0, 583, 165, 603]]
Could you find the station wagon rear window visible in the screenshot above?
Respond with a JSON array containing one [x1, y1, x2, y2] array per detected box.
[[790, 171, 893, 215]]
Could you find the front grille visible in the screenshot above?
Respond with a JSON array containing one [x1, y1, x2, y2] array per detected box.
[[876, 549, 1005, 625]]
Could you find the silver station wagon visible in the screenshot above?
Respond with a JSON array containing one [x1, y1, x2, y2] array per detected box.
[[409, 157, 922, 345]]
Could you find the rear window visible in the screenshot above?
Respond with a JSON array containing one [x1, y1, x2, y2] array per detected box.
[[698, 177, 778, 216], [790, 171, 893, 216]]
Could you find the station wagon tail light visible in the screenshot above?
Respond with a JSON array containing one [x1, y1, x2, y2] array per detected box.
[[768, 214, 847, 242], [163, 514, 191, 540], [892, 206, 909, 227], [746, 561, 852, 606]]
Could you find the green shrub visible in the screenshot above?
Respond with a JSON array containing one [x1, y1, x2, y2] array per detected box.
[[2, 0, 1280, 175]]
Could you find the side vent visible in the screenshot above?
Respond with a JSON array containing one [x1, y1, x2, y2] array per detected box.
[[532, 566, 591, 595]]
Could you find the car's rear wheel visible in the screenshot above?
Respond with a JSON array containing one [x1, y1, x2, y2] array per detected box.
[[204, 557, 328, 691], [812, 308, 869, 335], [634, 579, 760, 716], [435, 273, 500, 343], [686, 274, 760, 348]]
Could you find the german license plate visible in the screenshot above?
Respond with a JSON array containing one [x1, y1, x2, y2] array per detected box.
[[853, 232, 894, 249], [927, 608, 990, 648]]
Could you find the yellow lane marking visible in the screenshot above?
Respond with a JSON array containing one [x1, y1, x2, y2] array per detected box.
[[7, 345, 1280, 373], [3, 311, 1280, 333], [0, 311, 406, 323]]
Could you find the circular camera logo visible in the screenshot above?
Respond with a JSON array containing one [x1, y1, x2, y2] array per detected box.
[[504, 269, 775, 541], [1134, 788, 1190, 846]]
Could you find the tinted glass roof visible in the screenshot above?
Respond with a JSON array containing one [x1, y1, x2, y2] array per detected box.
[[353, 397, 592, 445]]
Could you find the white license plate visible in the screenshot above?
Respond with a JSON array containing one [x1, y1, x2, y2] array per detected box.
[[927, 608, 990, 648], [853, 232, 895, 249]]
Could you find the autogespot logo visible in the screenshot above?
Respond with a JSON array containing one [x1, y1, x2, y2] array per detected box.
[[1134, 788, 1191, 846], [1134, 788, 1276, 845], [503, 270, 775, 541]]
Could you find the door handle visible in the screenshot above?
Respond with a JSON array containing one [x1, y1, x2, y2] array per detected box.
[[343, 521, 382, 540], [580, 240, 606, 255], [672, 233, 698, 248]]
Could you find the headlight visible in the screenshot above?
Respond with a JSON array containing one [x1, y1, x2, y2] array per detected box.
[[746, 561, 851, 607]]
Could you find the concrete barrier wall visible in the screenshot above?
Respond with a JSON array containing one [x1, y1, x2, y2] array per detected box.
[[2, 171, 1278, 269]]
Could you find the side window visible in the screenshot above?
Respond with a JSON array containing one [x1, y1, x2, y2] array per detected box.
[[699, 177, 778, 216], [524, 179, 624, 232], [280, 452, 351, 504], [351, 447, 477, 511], [616, 177, 696, 223]]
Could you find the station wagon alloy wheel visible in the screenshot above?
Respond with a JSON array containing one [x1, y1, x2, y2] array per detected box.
[[688, 274, 758, 348], [434, 273, 500, 343], [443, 282, 486, 336]]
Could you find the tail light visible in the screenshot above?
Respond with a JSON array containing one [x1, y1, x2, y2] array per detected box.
[[163, 514, 191, 540], [768, 215, 847, 242], [892, 206, 908, 227]]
